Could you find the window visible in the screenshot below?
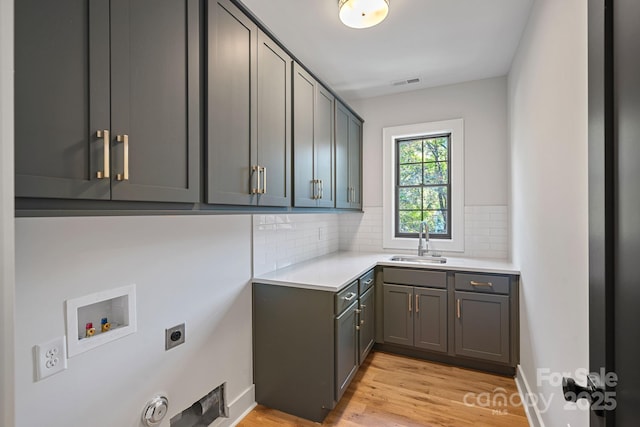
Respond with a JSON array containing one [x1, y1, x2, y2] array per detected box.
[[383, 119, 464, 252], [396, 134, 451, 239]]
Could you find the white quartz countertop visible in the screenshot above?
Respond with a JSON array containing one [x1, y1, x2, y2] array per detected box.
[[253, 251, 520, 292]]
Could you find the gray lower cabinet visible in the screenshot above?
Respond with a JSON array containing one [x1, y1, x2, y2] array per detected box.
[[15, 0, 200, 202], [253, 283, 335, 422], [335, 300, 359, 401], [383, 284, 413, 345], [382, 267, 519, 373], [335, 101, 362, 210], [415, 287, 448, 352], [383, 284, 448, 353], [253, 269, 374, 423], [358, 286, 375, 363], [293, 63, 335, 207], [454, 276, 511, 364], [207, 0, 291, 206], [253, 281, 359, 422]]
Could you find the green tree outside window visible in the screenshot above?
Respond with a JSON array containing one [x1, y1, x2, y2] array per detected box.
[[396, 135, 451, 238]]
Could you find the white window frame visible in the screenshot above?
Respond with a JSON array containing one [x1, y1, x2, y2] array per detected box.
[[383, 118, 465, 252]]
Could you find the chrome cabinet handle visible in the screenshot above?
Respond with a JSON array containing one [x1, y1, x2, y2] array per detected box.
[[261, 166, 267, 194], [470, 280, 493, 287], [344, 292, 356, 301], [363, 279, 373, 286], [311, 179, 318, 199], [415, 294, 419, 313], [115, 134, 129, 181], [361, 303, 366, 324], [457, 299, 461, 319], [408, 293, 412, 313], [312, 179, 324, 200], [252, 165, 260, 194], [96, 130, 110, 179]]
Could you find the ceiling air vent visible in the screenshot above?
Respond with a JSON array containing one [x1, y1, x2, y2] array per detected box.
[[391, 77, 421, 86]]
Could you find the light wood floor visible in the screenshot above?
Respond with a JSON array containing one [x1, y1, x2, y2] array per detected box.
[[238, 351, 529, 427]]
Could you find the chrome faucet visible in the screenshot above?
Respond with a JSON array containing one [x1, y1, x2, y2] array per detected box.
[[417, 221, 429, 256]]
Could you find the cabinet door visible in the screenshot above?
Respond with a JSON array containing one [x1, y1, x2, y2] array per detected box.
[[206, 0, 258, 205], [15, 0, 110, 199], [111, 0, 200, 202], [358, 286, 375, 364], [454, 291, 510, 364], [335, 102, 350, 209], [335, 302, 358, 401], [314, 85, 335, 207], [336, 101, 362, 210], [383, 284, 413, 346], [256, 31, 291, 207], [348, 115, 362, 209], [414, 288, 447, 353], [292, 63, 317, 207]]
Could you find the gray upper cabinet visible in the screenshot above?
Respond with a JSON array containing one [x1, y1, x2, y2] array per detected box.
[[335, 101, 362, 210], [207, 0, 257, 205], [293, 63, 335, 207], [15, 0, 200, 202], [110, 0, 200, 202], [207, 0, 291, 206], [15, 0, 110, 200], [256, 31, 292, 206]]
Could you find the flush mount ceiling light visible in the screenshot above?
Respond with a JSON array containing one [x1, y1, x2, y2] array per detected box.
[[338, 0, 390, 29]]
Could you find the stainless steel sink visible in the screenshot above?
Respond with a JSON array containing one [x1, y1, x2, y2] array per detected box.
[[389, 255, 447, 264]]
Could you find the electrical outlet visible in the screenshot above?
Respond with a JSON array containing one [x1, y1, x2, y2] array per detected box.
[[165, 323, 185, 350], [35, 336, 67, 381]]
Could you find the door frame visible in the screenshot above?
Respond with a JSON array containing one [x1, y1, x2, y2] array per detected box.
[[588, 0, 614, 425], [0, 0, 16, 425]]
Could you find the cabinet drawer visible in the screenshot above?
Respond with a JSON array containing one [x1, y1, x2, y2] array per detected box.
[[383, 268, 446, 289], [336, 280, 359, 315], [454, 273, 510, 295], [359, 269, 375, 294]]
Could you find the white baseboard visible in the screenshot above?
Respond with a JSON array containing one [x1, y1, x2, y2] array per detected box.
[[211, 384, 256, 427], [515, 364, 545, 427]]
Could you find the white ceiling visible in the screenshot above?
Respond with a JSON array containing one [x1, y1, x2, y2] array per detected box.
[[239, 0, 534, 100]]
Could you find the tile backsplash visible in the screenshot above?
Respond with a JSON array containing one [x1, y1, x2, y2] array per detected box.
[[464, 205, 509, 259], [253, 214, 340, 276], [339, 207, 383, 253], [338, 205, 509, 259], [253, 205, 509, 275]]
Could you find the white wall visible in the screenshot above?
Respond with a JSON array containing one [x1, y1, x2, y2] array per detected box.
[[351, 76, 509, 208], [341, 77, 511, 258], [15, 216, 255, 427], [0, 0, 15, 425], [508, 0, 589, 425]]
